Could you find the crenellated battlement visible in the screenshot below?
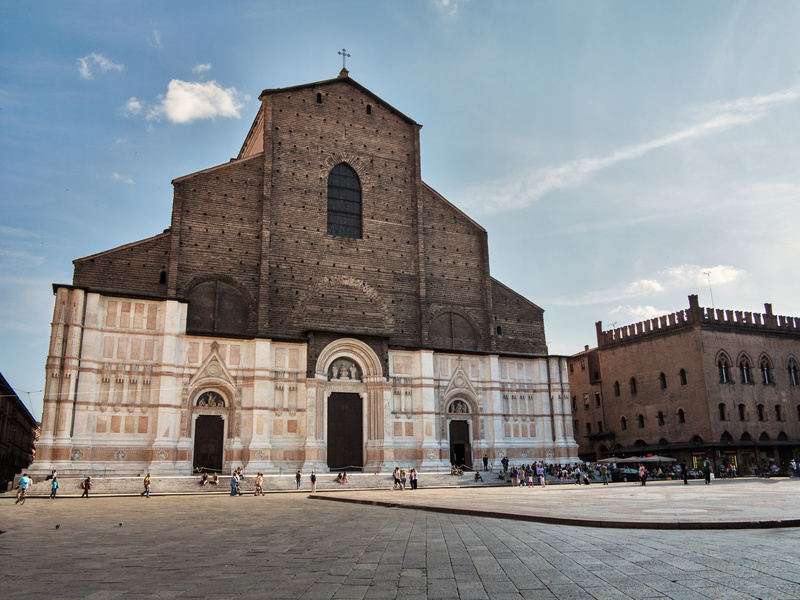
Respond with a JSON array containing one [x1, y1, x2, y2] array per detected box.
[[596, 294, 800, 347]]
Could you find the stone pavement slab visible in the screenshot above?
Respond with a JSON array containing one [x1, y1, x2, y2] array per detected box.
[[310, 478, 800, 529], [2, 481, 800, 599]]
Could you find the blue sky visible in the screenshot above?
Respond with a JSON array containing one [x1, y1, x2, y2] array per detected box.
[[2, 1, 800, 420]]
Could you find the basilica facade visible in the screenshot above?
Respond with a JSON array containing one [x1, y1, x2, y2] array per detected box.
[[33, 70, 578, 476]]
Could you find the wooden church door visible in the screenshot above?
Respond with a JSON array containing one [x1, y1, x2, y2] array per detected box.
[[327, 393, 363, 470]]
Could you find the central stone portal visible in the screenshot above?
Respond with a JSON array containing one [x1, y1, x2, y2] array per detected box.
[[327, 392, 363, 470]]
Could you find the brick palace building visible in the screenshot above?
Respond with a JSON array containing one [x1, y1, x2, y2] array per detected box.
[[568, 294, 800, 474], [32, 70, 578, 476]]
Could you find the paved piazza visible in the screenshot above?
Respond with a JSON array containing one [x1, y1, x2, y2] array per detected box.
[[2, 479, 800, 600]]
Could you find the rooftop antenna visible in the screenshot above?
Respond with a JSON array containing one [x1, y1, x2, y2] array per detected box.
[[703, 270, 715, 309]]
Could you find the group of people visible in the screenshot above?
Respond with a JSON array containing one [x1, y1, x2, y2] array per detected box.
[[392, 467, 417, 490], [199, 472, 220, 486], [508, 463, 550, 487]]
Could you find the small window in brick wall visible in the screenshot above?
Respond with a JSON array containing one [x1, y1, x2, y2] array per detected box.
[[316, 92, 322, 104], [366, 104, 372, 114]]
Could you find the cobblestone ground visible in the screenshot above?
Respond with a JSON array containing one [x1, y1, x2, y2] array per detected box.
[[2, 491, 800, 600]]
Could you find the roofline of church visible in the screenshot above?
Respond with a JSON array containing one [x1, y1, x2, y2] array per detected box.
[[72, 230, 172, 264], [172, 153, 262, 184], [490, 277, 545, 313], [421, 182, 486, 234], [259, 73, 420, 128]]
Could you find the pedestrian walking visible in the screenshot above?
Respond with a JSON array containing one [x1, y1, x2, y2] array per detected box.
[[600, 464, 609, 485], [50, 476, 59, 499], [310, 470, 317, 493], [230, 472, 239, 496], [81, 476, 92, 498], [702, 459, 712, 484], [410, 468, 418, 490], [681, 461, 689, 485], [141, 473, 151, 498], [638, 464, 647, 486], [295, 470, 302, 490], [483, 454, 489, 471], [254, 472, 264, 496]]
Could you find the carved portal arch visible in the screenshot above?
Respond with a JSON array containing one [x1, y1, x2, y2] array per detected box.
[[316, 338, 383, 381]]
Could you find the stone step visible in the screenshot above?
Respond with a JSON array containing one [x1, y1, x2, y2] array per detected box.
[[13, 470, 512, 497]]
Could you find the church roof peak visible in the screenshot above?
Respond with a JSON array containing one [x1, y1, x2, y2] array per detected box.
[[338, 67, 349, 78]]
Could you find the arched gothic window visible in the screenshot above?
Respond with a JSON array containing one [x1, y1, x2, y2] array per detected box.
[[620, 416, 627, 431], [760, 357, 772, 385], [738, 403, 747, 421], [327, 163, 362, 238], [637, 414, 645, 428], [718, 403, 727, 421], [739, 356, 752, 384], [789, 358, 798, 387], [718, 355, 731, 383], [775, 404, 783, 421], [630, 377, 637, 394], [657, 412, 665, 426], [613, 381, 620, 397], [679, 369, 687, 385], [677, 408, 686, 424], [659, 373, 667, 389], [757, 404, 766, 421]]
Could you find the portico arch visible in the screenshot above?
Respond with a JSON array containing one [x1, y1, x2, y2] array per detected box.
[[313, 338, 386, 471]]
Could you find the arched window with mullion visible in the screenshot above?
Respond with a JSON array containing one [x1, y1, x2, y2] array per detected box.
[[327, 163, 362, 239]]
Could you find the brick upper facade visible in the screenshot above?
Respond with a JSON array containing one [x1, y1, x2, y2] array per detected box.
[[73, 71, 547, 358]]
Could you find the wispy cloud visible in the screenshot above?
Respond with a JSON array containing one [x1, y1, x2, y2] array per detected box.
[[0, 225, 44, 239], [149, 29, 163, 49], [434, 0, 467, 15], [77, 53, 124, 80], [0, 248, 45, 269], [193, 63, 212, 73], [146, 80, 245, 123], [111, 173, 134, 185], [466, 85, 800, 213], [553, 264, 745, 307]]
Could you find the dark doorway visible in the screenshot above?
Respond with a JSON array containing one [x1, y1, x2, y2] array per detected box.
[[449, 420, 472, 468], [327, 393, 363, 470], [193, 415, 224, 472]]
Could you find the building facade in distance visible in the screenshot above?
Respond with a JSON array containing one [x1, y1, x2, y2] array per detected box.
[[0, 372, 38, 487], [569, 295, 800, 473], [32, 71, 578, 476]]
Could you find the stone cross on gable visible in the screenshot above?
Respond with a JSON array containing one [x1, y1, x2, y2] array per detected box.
[[338, 48, 351, 69]]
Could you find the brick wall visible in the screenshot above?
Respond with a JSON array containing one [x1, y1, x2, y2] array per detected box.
[[73, 232, 171, 296]]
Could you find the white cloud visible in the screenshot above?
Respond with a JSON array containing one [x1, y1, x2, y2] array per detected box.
[[623, 279, 664, 296], [111, 173, 134, 185], [121, 97, 144, 116], [146, 79, 245, 123], [193, 63, 212, 73], [610, 305, 668, 322], [467, 85, 800, 213], [77, 53, 124, 80], [663, 264, 745, 287]]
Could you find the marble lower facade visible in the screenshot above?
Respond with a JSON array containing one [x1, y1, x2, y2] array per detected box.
[[31, 288, 579, 476]]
